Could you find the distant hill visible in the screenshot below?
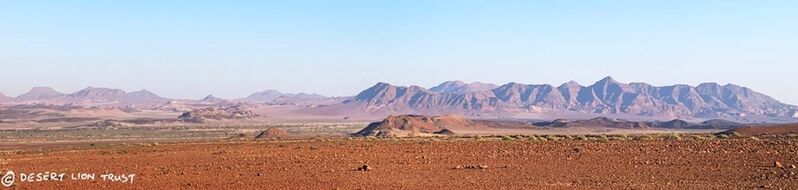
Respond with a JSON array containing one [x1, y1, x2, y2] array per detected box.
[[242, 90, 328, 104], [17, 87, 65, 100], [242, 90, 284, 103], [125, 89, 170, 103], [69, 87, 127, 99], [14, 86, 169, 105], [200, 95, 225, 103], [429, 81, 498, 94], [0, 92, 12, 103]]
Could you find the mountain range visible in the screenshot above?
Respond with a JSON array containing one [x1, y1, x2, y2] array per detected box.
[[10, 86, 170, 105], [240, 90, 327, 103], [1, 86, 329, 106], [2, 77, 797, 122], [344, 77, 798, 121]]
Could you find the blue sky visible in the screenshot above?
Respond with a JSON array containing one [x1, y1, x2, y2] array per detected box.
[[1, 1, 796, 104]]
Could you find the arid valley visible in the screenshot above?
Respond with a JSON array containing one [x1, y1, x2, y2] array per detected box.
[[3, 1, 798, 189], [2, 78, 798, 189]]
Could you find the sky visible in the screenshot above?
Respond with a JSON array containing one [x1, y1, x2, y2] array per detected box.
[[0, 1, 796, 104]]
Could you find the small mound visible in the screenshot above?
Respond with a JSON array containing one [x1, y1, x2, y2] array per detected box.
[[433, 129, 456, 135], [721, 124, 798, 136], [255, 127, 288, 139]]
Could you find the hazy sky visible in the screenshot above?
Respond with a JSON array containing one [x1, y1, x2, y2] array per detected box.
[[1, 1, 796, 104]]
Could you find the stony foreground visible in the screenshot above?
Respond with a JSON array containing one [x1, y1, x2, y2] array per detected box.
[[2, 137, 797, 189]]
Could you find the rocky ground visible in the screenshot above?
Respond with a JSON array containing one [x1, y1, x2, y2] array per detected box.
[[1, 136, 797, 189]]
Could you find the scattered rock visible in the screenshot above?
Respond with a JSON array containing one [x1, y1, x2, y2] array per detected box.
[[357, 165, 372, 171], [255, 128, 288, 140], [790, 164, 797, 169], [775, 161, 784, 168], [433, 129, 456, 135], [460, 165, 488, 170]]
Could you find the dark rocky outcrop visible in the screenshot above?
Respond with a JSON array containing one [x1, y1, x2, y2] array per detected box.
[[355, 115, 474, 137], [178, 106, 256, 123]]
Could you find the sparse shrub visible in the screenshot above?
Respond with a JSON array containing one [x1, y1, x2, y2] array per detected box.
[[608, 134, 628, 141], [665, 133, 682, 141], [690, 135, 707, 140], [750, 136, 761, 141], [501, 135, 515, 141], [609, 134, 629, 141], [597, 135, 610, 142], [576, 135, 589, 141], [537, 136, 548, 142], [715, 134, 730, 139], [635, 135, 654, 141], [730, 132, 742, 138], [562, 135, 574, 140], [546, 135, 561, 141], [787, 133, 798, 138]]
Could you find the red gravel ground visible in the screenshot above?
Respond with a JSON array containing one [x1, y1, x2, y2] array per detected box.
[[2, 138, 798, 189], [727, 124, 798, 137]]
